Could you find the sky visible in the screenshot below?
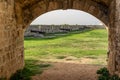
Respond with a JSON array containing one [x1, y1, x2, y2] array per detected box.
[[31, 9, 102, 25]]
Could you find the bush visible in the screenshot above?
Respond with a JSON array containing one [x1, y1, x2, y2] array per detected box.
[[10, 68, 31, 80], [0, 78, 6, 80], [97, 67, 120, 80]]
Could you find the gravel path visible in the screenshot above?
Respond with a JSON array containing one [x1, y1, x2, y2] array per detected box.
[[32, 62, 104, 80]]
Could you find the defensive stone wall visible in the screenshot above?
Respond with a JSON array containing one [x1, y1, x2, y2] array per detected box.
[[25, 25, 105, 37]]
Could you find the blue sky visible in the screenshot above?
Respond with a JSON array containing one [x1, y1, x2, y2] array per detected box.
[[31, 9, 102, 25]]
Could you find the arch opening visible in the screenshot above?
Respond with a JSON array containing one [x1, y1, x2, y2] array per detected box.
[[24, 9, 108, 79]]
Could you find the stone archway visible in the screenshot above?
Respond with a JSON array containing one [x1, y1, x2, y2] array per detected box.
[[0, 0, 120, 79], [21, 0, 109, 28]]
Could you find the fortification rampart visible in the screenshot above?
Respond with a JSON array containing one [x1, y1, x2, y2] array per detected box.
[[25, 25, 105, 37]]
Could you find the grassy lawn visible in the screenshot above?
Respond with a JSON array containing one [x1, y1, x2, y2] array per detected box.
[[24, 29, 108, 64], [19, 29, 108, 79]]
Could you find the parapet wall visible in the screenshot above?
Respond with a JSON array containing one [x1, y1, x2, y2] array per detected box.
[[25, 25, 105, 37]]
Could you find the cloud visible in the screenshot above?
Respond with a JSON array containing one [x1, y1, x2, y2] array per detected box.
[[31, 9, 101, 25]]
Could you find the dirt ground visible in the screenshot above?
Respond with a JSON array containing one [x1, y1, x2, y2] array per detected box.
[[32, 62, 104, 80]]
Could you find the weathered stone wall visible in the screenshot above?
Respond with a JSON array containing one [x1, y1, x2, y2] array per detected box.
[[1, 0, 120, 79], [0, 0, 24, 79], [108, 0, 120, 76], [25, 25, 105, 37]]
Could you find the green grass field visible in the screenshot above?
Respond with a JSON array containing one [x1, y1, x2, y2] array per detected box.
[[22, 29, 108, 78], [24, 29, 108, 64]]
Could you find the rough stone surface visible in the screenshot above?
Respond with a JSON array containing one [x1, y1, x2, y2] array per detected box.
[[0, 0, 120, 79]]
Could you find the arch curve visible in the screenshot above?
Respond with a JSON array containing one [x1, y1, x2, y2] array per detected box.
[[15, 0, 110, 29]]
